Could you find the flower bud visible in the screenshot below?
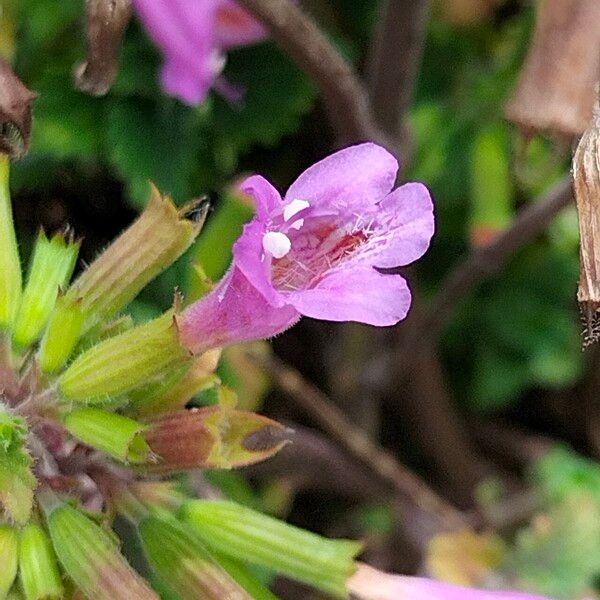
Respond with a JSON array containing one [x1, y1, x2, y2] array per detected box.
[[63, 186, 206, 332], [38, 296, 84, 374], [0, 155, 21, 331], [131, 349, 220, 418], [43, 499, 158, 600], [143, 405, 290, 473], [180, 500, 362, 598], [0, 524, 18, 598], [59, 312, 189, 403], [138, 513, 250, 600], [63, 408, 151, 464], [13, 231, 79, 348], [573, 104, 600, 345], [18, 523, 63, 600]]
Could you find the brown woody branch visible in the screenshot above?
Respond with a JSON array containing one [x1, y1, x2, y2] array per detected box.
[[248, 350, 468, 530], [367, 0, 431, 158]]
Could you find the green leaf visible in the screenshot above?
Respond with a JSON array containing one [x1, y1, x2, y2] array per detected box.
[[105, 97, 203, 208], [213, 43, 315, 154]]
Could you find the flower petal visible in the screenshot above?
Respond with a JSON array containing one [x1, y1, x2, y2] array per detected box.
[[240, 175, 283, 220], [214, 0, 267, 48], [287, 267, 411, 326], [233, 220, 285, 307], [371, 182, 435, 269], [284, 143, 399, 211], [348, 564, 553, 600], [160, 60, 213, 105], [177, 267, 299, 355], [133, 0, 202, 70]]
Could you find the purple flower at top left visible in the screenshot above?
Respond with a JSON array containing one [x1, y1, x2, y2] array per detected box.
[[132, 0, 266, 104]]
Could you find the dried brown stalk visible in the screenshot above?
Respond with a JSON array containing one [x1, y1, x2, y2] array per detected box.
[[248, 350, 468, 530], [574, 102, 600, 345], [506, 0, 600, 138], [74, 0, 132, 96], [367, 0, 431, 158], [0, 59, 36, 159]]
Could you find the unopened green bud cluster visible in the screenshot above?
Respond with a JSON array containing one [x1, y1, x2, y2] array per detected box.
[[0, 156, 360, 599]]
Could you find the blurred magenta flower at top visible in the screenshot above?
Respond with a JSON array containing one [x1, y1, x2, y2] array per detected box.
[[132, 0, 267, 104], [177, 143, 435, 354]]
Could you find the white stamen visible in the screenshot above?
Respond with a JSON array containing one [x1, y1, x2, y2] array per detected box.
[[283, 199, 310, 222], [262, 231, 292, 259], [210, 50, 227, 75], [289, 218, 304, 230]]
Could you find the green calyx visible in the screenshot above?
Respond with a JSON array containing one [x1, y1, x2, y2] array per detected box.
[[0, 524, 18, 598], [58, 311, 190, 403], [13, 230, 80, 349], [63, 408, 151, 464], [180, 500, 362, 598], [42, 499, 157, 600], [139, 512, 250, 600], [18, 522, 64, 600], [63, 185, 206, 333], [0, 154, 21, 331]]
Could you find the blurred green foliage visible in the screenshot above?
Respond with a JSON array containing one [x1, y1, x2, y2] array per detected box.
[[14, 0, 315, 206], [504, 448, 600, 599]]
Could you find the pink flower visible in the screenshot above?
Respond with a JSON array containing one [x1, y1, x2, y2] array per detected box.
[[177, 143, 435, 354], [132, 0, 266, 104], [348, 564, 553, 600]]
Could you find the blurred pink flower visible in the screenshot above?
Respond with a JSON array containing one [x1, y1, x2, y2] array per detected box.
[[132, 0, 266, 104], [348, 564, 554, 600], [177, 143, 434, 354]]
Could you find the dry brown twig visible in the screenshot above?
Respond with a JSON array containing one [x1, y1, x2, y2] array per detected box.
[[367, 0, 431, 159], [75, 0, 132, 96], [247, 349, 469, 531]]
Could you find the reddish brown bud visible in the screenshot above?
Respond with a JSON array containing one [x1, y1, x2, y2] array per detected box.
[[506, 0, 600, 138], [74, 0, 132, 96], [143, 406, 291, 473], [0, 59, 36, 159]]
